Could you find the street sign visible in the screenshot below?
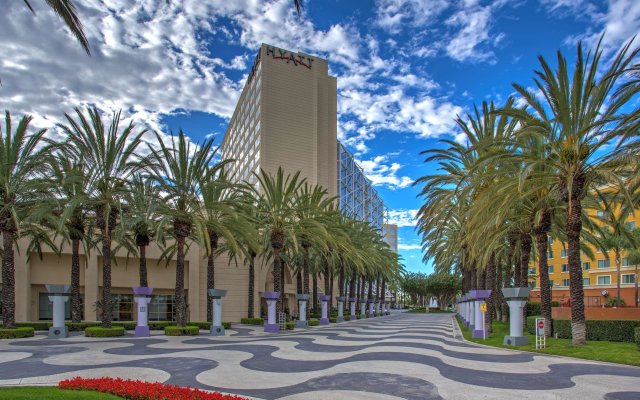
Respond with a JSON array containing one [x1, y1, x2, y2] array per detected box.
[[480, 303, 487, 312], [535, 317, 546, 349]]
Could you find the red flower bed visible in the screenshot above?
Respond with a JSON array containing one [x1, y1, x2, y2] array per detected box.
[[59, 377, 250, 400]]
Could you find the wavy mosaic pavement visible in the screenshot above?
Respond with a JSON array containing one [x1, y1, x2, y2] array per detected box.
[[1, 312, 639, 399]]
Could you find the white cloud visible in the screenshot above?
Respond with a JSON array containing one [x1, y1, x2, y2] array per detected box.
[[398, 243, 423, 250], [445, 5, 497, 63], [375, 0, 450, 34], [356, 154, 413, 190], [387, 209, 419, 227]]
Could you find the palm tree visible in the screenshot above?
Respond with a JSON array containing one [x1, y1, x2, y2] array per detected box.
[[0, 112, 51, 328], [50, 156, 91, 322], [23, 0, 90, 55], [59, 107, 146, 328], [197, 168, 255, 321], [148, 130, 219, 327], [252, 167, 305, 316], [121, 174, 161, 288], [506, 37, 640, 344]]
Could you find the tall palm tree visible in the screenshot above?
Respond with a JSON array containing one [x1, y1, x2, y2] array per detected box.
[[121, 173, 161, 288], [59, 107, 146, 328], [23, 0, 90, 55], [0, 112, 51, 328], [506, 37, 640, 344], [148, 130, 219, 327], [50, 156, 91, 322], [252, 167, 305, 316]]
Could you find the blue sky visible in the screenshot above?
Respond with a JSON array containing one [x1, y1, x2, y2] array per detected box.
[[1, 0, 638, 274]]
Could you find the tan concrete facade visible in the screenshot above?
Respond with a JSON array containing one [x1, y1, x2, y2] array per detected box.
[[221, 43, 337, 197], [4, 237, 335, 323]]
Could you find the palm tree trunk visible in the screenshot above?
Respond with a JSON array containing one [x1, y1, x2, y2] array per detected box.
[[338, 267, 344, 297], [273, 247, 282, 316], [615, 249, 621, 307], [486, 254, 496, 333], [101, 228, 113, 328], [296, 271, 302, 293], [635, 263, 638, 307], [248, 253, 255, 318], [520, 232, 532, 287], [535, 225, 552, 337], [1, 230, 16, 328], [70, 238, 82, 323], [312, 273, 318, 314], [496, 260, 503, 321], [175, 235, 187, 327], [359, 276, 365, 307], [302, 246, 310, 319], [324, 263, 330, 297], [329, 269, 334, 309], [566, 192, 586, 345], [207, 235, 218, 322], [139, 245, 148, 288], [349, 272, 356, 298]]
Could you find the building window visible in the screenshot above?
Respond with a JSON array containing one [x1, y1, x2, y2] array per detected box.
[[549, 280, 554, 287], [583, 277, 590, 286], [597, 276, 611, 285], [112, 294, 133, 321], [597, 259, 610, 269], [561, 248, 567, 258], [149, 295, 175, 321], [548, 265, 554, 273], [561, 264, 568, 272], [529, 267, 536, 275], [548, 237, 554, 246], [625, 221, 636, 230], [582, 262, 590, 270], [547, 250, 554, 259], [622, 257, 629, 267], [561, 279, 570, 287], [529, 280, 536, 288], [622, 274, 636, 284]]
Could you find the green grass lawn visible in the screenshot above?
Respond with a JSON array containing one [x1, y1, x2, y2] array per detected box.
[[0, 387, 121, 399], [456, 316, 640, 367]]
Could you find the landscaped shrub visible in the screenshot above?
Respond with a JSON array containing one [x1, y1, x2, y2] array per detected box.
[[605, 297, 626, 307], [15, 322, 51, 331], [240, 317, 264, 325], [526, 302, 560, 316], [634, 327, 640, 350], [308, 319, 319, 326], [113, 321, 137, 330], [285, 322, 295, 330], [0, 327, 35, 339], [343, 316, 350, 321], [148, 321, 175, 330], [85, 326, 125, 337], [67, 322, 102, 331], [329, 317, 337, 323], [526, 316, 640, 342], [164, 326, 199, 336], [59, 377, 249, 400]]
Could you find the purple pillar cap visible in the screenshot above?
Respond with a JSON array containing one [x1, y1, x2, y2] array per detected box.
[[133, 286, 153, 296], [349, 297, 358, 302], [262, 291, 280, 300], [320, 295, 331, 301]]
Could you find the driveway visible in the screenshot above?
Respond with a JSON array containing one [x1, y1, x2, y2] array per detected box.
[[0, 313, 638, 399]]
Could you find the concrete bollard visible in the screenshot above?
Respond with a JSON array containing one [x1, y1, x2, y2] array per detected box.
[[296, 294, 310, 328], [502, 287, 531, 346], [320, 295, 331, 325], [208, 289, 227, 336], [263, 291, 281, 332], [133, 286, 153, 337], [336, 296, 345, 322], [46, 284, 70, 339], [349, 297, 357, 320]]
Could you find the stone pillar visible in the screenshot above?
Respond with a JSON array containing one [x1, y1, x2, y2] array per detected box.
[[469, 290, 491, 339], [296, 294, 309, 328], [502, 287, 531, 346], [368, 298, 375, 318], [360, 301, 366, 319], [336, 296, 345, 322], [46, 284, 70, 338], [208, 289, 227, 336], [320, 295, 330, 325], [133, 286, 153, 337], [349, 297, 357, 320], [468, 293, 476, 330], [263, 291, 280, 332], [374, 300, 380, 316]]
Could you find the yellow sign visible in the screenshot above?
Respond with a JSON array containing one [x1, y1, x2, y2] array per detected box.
[[480, 303, 487, 312]]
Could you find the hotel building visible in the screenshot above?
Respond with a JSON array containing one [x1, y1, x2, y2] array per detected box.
[[1, 44, 387, 324], [529, 209, 639, 307]]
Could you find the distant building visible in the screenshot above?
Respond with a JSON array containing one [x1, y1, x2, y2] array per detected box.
[[383, 223, 398, 252]]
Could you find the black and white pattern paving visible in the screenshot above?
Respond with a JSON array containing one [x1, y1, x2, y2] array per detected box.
[[1, 313, 639, 399]]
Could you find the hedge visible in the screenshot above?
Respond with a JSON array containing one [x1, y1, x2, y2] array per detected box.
[[240, 317, 264, 325], [190, 321, 231, 330], [164, 326, 199, 336], [0, 327, 35, 339], [634, 327, 640, 350], [85, 326, 125, 337], [285, 322, 295, 330], [526, 316, 640, 342], [308, 319, 319, 326], [15, 322, 51, 330]]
